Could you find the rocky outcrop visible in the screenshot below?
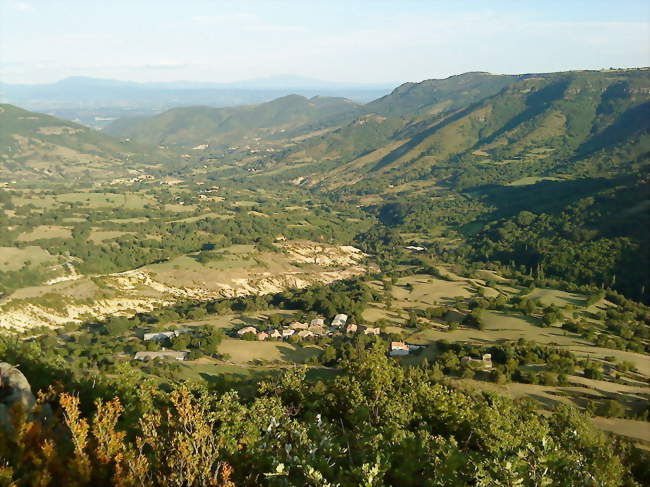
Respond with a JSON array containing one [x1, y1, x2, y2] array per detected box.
[[0, 362, 35, 428]]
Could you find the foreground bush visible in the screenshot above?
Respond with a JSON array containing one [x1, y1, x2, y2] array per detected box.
[[0, 344, 644, 486]]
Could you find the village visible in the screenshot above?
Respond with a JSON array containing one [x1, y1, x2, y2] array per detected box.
[[127, 313, 495, 365]]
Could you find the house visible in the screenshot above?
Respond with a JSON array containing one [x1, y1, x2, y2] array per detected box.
[[331, 314, 348, 327], [143, 329, 188, 341], [405, 245, 425, 252], [289, 321, 309, 330], [269, 330, 282, 339], [237, 326, 258, 336], [308, 325, 327, 336], [461, 354, 492, 370], [363, 327, 380, 336], [345, 323, 358, 334], [389, 341, 410, 356], [134, 351, 188, 361], [296, 330, 314, 339], [257, 332, 269, 341], [482, 353, 492, 367], [310, 318, 325, 327], [282, 328, 295, 338]]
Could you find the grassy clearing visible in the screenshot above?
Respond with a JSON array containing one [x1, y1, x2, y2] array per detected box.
[[168, 212, 231, 223], [592, 417, 650, 445], [408, 310, 591, 347], [88, 230, 133, 243], [507, 176, 562, 186], [391, 274, 474, 307], [218, 338, 321, 364], [17, 225, 72, 241], [180, 310, 298, 331], [0, 246, 56, 271], [524, 287, 587, 307], [54, 192, 155, 209]]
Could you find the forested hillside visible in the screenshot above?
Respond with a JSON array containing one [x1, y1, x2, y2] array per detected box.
[[258, 69, 650, 191], [104, 95, 362, 147]]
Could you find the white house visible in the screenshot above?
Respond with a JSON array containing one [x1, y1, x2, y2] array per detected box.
[[364, 327, 380, 336], [310, 318, 325, 327], [331, 314, 348, 327]]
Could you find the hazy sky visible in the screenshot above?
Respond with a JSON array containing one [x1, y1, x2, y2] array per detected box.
[[1, 0, 649, 85]]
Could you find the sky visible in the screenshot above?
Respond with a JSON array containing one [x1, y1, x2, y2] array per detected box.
[[1, 0, 649, 85]]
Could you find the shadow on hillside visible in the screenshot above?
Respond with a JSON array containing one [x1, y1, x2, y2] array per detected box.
[[471, 177, 618, 221]]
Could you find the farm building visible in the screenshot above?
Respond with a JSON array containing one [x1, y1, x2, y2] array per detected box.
[[134, 351, 188, 361]]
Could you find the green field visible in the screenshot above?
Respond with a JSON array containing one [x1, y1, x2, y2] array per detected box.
[[218, 338, 321, 364], [524, 287, 588, 307]]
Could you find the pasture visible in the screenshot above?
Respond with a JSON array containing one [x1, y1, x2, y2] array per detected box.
[[17, 225, 72, 241], [218, 338, 321, 364], [0, 245, 56, 271]]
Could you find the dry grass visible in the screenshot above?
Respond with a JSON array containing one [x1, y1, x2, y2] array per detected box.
[[17, 225, 72, 241], [88, 230, 133, 243], [0, 246, 56, 271]]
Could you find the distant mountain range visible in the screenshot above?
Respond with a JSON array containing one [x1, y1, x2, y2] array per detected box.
[[0, 75, 393, 127], [2, 68, 648, 190], [100, 68, 650, 194]]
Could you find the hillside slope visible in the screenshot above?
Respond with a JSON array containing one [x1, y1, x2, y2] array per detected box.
[[104, 94, 362, 148], [266, 69, 650, 192], [0, 104, 171, 181]]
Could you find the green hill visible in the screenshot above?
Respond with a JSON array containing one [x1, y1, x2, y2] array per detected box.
[[104, 94, 362, 148], [0, 104, 172, 181], [261, 69, 650, 192], [365, 71, 521, 118]]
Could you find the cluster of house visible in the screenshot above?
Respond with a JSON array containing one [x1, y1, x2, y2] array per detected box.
[[234, 314, 382, 342]]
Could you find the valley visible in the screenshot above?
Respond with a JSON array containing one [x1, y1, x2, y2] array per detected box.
[[1, 67, 649, 485]]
